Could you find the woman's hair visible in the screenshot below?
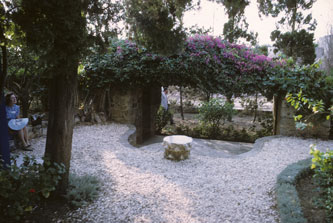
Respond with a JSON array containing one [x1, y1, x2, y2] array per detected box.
[[5, 93, 15, 106]]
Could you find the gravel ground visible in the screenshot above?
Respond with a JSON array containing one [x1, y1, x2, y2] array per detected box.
[[26, 124, 333, 223]]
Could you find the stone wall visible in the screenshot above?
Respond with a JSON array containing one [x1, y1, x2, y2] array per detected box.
[[274, 96, 330, 139], [110, 86, 161, 144]]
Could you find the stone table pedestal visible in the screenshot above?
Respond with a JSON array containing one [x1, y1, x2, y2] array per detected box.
[[163, 135, 192, 161]]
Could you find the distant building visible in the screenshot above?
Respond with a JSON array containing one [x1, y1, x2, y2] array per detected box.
[[265, 35, 332, 72], [315, 35, 333, 72], [267, 46, 277, 58]]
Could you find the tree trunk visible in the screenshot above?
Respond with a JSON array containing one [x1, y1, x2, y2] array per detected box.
[[179, 86, 184, 120], [44, 67, 77, 194], [291, 4, 297, 32], [21, 87, 30, 117], [0, 46, 7, 95], [226, 94, 233, 103], [206, 91, 210, 102], [0, 47, 10, 167], [273, 95, 282, 135], [253, 93, 258, 123]]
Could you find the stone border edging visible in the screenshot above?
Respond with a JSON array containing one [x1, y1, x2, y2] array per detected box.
[[120, 126, 286, 159], [118, 124, 137, 148], [231, 135, 284, 159], [275, 158, 313, 223]]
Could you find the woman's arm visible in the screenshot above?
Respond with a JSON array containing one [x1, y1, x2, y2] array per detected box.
[[16, 105, 20, 119]]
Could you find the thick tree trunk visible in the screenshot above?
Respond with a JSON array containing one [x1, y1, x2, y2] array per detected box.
[[0, 46, 7, 95], [0, 94, 10, 167], [0, 47, 10, 167], [21, 89, 30, 117], [44, 67, 77, 194]]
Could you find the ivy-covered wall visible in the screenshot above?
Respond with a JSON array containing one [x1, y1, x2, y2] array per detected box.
[[274, 96, 330, 139], [82, 35, 333, 141]]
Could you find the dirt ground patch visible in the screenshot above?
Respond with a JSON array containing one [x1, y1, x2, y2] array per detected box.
[[297, 174, 327, 223]]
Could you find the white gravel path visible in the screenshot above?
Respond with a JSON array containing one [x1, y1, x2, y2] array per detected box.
[[26, 124, 333, 223]]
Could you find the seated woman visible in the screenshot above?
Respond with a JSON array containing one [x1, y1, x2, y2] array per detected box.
[[5, 93, 32, 151]]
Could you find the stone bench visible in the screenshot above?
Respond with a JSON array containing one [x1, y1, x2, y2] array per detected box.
[[163, 135, 193, 161]]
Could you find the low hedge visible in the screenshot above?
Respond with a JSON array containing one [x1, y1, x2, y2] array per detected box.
[[275, 158, 313, 223]]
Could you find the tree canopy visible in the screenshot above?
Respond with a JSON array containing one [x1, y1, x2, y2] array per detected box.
[[210, 0, 257, 45], [83, 35, 324, 101], [123, 0, 199, 55], [257, 0, 317, 65]]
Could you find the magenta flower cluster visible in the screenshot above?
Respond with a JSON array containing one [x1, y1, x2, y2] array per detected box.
[[183, 35, 283, 76]]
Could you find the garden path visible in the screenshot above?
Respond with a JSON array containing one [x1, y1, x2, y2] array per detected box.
[[23, 124, 333, 223]]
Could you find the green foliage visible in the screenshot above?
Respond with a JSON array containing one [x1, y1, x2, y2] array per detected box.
[[264, 62, 328, 100], [310, 145, 333, 220], [164, 117, 272, 142], [258, 0, 317, 66], [185, 25, 212, 36], [64, 174, 100, 208], [83, 35, 325, 105], [257, 0, 317, 32], [155, 106, 173, 133], [198, 98, 235, 136], [0, 156, 65, 221], [255, 45, 268, 56], [124, 0, 197, 55], [286, 86, 333, 130], [209, 0, 257, 45], [271, 29, 316, 65], [14, 0, 87, 76], [254, 116, 274, 138], [5, 46, 48, 115], [283, 62, 333, 135], [85, 0, 124, 52], [275, 158, 312, 223], [84, 35, 285, 99]]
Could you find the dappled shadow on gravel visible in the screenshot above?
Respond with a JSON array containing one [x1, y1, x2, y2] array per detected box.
[[25, 124, 333, 223], [137, 134, 253, 158]]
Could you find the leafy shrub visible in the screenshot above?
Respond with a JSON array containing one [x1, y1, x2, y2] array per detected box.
[[286, 90, 331, 131], [253, 116, 274, 138], [0, 156, 65, 221], [174, 122, 190, 135], [310, 145, 333, 221], [64, 174, 100, 208], [155, 106, 172, 133], [198, 98, 235, 137]]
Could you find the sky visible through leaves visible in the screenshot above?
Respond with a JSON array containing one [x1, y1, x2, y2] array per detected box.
[[183, 0, 333, 45]]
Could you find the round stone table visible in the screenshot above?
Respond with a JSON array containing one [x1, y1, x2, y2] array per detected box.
[[163, 135, 193, 161]]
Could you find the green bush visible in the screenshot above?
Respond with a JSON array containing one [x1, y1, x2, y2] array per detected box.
[[310, 145, 333, 221], [198, 98, 235, 137], [155, 106, 172, 133], [64, 174, 100, 208], [0, 156, 65, 221]]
